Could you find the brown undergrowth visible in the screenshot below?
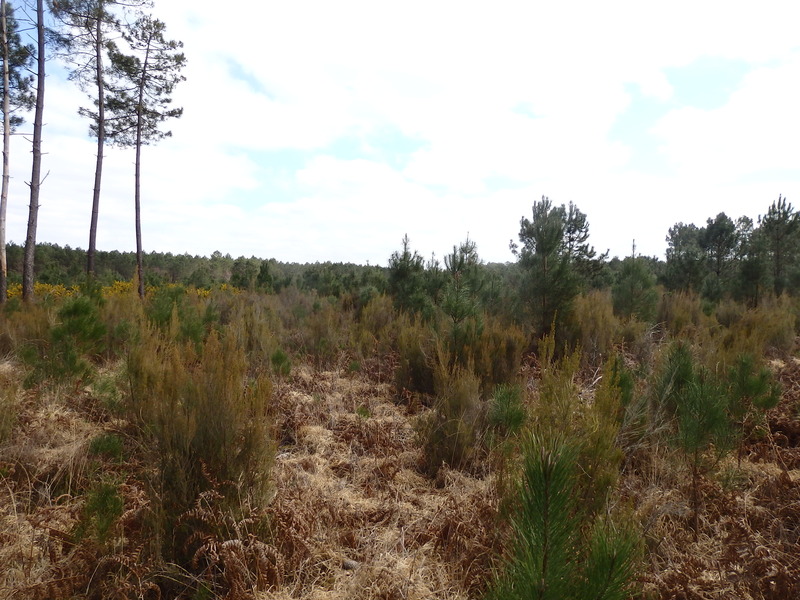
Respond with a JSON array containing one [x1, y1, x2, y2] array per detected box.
[[264, 366, 502, 599], [632, 357, 800, 600], [2, 350, 800, 599]]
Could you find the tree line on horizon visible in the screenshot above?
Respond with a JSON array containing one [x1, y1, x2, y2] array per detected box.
[[0, 0, 185, 302], [4, 192, 799, 323]]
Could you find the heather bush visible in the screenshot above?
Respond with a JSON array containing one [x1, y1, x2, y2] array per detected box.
[[221, 292, 282, 368], [0, 363, 19, 444], [728, 296, 796, 356], [353, 293, 397, 357]]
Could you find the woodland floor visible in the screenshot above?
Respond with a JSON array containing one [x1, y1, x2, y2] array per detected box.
[[1, 356, 800, 599]]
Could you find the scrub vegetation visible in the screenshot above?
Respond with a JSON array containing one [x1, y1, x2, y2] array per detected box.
[[2, 195, 800, 599]]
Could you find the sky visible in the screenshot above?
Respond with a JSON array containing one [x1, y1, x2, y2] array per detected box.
[[4, 0, 800, 266]]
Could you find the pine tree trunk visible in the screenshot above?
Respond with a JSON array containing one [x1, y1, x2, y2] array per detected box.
[[87, 1, 105, 277], [22, 0, 45, 302], [0, 0, 10, 302], [134, 35, 152, 300]]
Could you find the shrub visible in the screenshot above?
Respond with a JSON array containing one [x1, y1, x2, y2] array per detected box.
[[270, 348, 292, 377], [126, 324, 274, 563], [0, 363, 19, 444], [417, 366, 484, 476], [20, 294, 106, 386], [89, 433, 125, 462], [725, 296, 796, 357], [395, 315, 436, 397], [569, 290, 619, 366], [726, 353, 781, 463], [471, 317, 525, 392], [75, 479, 125, 545], [658, 291, 710, 339]]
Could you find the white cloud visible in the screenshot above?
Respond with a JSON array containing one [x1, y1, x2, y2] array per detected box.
[[5, 0, 800, 266]]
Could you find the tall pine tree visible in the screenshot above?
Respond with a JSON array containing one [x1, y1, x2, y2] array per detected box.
[[48, 0, 148, 277], [104, 14, 185, 298], [0, 0, 34, 301]]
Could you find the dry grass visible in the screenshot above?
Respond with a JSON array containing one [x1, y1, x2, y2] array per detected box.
[[263, 368, 501, 599], [2, 336, 800, 599]]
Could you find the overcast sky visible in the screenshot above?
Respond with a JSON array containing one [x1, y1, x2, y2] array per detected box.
[[4, 0, 800, 265]]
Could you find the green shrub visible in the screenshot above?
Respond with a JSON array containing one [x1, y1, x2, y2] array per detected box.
[[270, 348, 292, 377], [726, 353, 780, 463], [20, 294, 106, 386]]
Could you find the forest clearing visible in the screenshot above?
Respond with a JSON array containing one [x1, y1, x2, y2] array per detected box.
[[1, 274, 799, 599]]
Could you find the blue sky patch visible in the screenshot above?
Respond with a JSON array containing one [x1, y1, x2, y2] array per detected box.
[[665, 56, 750, 110], [609, 84, 671, 175], [224, 57, 273, 97]]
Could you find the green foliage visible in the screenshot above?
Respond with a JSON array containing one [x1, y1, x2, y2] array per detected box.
[[664, 222, 706, 292], [388, 235, 433, 316], [485, 433, 641, 600], [650, 342, 734, 537], [270, 348, 291, 377], [487, 384, 525, 440], [727, 354, 781, 413], [759, 195, 799, 296], [0, 1, 35, 133], [675, 374, 730, 461], [76, 480, 124, 545], [230, 256, 259, 290], [104, 15, 186, 146], [146, 284, 213, 346], [725, 353, 780, 462], [612, 257, 659, 322], [89, 433, 124, 462], [581, 516, 643, 600], [21, 294, 107, 386], [515, 197, 578, 339]]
